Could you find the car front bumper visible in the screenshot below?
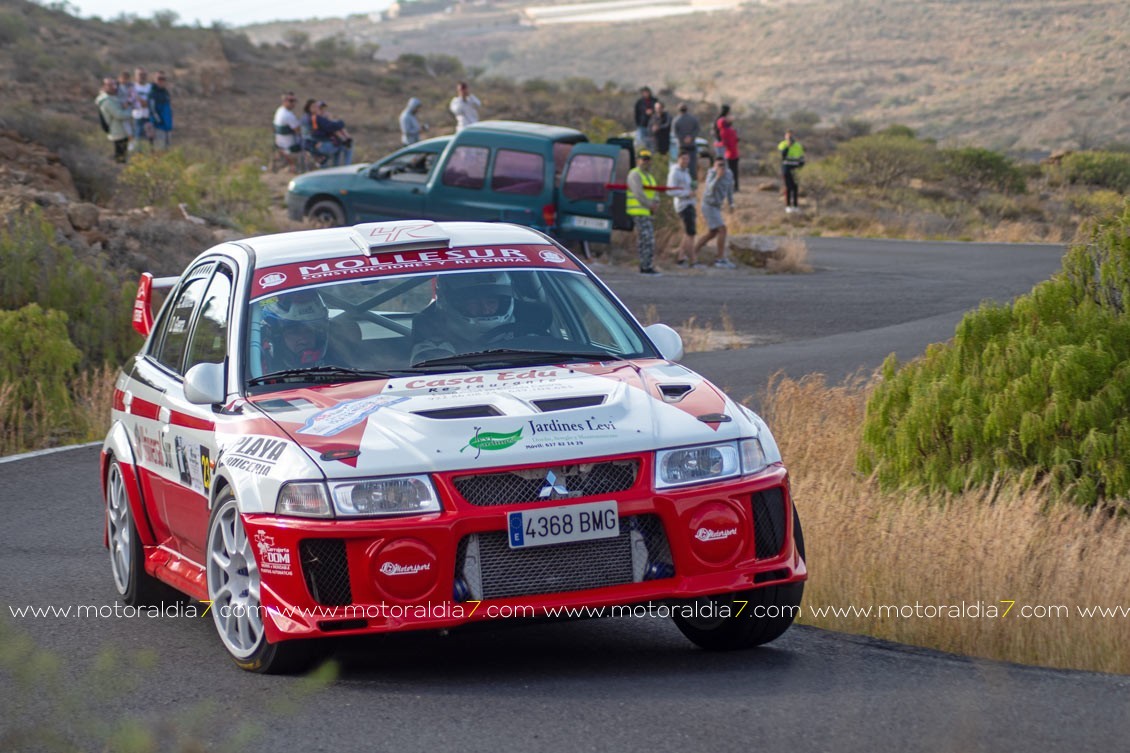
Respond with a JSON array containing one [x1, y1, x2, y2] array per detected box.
[[242, 462, 805, 644]]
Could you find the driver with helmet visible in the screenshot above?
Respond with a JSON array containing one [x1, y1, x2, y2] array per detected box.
[[410, 271, 549, 364], [259, 289, 343, 371]]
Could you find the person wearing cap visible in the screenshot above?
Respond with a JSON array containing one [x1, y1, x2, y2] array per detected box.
[[671, 102, 701, 180], [311, 101, 353, 167], [626, 149, 661, 274]]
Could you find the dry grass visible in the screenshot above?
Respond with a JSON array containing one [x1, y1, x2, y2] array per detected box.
[[766, 236, 813, 274], [642, 304, 754, 353], [762, 372, 1130, 675], [0, 366, 116, 455]]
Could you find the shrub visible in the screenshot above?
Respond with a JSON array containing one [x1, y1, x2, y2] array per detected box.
[[859, 200, 1130, 506], [834, 133, 937, 191], [0, 208, 136, 369], [0, 11, 30, 44], [943, 147, 1027, 198], [1057, 151, 1130, 193]]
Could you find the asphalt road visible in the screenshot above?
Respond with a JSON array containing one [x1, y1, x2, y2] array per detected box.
[[6, 238, 1125, 753]]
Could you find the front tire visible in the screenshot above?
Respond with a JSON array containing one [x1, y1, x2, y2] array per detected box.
[[673, 510, 806, 650], [306, 198, 345, 228], [205, 490, 322, 673], [106, 459, 162, 606]]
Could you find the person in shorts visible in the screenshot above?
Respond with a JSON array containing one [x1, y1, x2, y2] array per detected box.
[[693, 157, 736, 268], [272, 92, 303, 172], [667, 149, 699, 267]]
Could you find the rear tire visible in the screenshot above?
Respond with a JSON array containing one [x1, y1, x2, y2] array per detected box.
[[106, 459, 163, 606], [673, 510, 806, 650], [307, 198, 345, 228], [205, 489, 324, 674]]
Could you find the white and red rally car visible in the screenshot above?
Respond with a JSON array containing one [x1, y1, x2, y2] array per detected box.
[[101, 220, 806, 672]]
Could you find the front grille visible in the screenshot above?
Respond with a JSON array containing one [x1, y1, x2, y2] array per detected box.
[[455, 514, 673, 600], [452, 460, 639, 506], [751, 487, 787, 559], [300, 539, 352, 606]]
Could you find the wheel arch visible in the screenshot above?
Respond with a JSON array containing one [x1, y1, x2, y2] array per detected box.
[[304, 193, 349, 223], [101, 422, 158, 547]]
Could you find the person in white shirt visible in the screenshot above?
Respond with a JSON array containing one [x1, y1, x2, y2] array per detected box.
[[667, 149, 699, 267], [449, 81, 481, 132], [132, 67, 154, 150], [272, 92, 303, 172]]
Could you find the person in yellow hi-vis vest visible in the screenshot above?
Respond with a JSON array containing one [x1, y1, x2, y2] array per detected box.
[[779, 130, 806, 213], [626, 149, 661, 274]]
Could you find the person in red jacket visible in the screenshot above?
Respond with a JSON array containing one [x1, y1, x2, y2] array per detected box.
[[716, 110, 741, 192]]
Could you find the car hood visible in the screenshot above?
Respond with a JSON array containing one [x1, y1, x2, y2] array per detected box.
[[248, 360, 754, 478], [292, 164, 371, 186]]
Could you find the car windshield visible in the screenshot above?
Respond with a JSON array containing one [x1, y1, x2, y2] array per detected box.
[[245, 268, 653, 389]]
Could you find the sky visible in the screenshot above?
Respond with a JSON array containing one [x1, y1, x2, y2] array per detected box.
[[68, 0, 396, 27]]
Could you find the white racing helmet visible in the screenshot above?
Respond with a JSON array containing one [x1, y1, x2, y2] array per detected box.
[[262, 289, 329, 365], [436, 271, 516, 342]]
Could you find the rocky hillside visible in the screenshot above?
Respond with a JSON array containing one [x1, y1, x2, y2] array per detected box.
[[247, 0, 1130, 154]]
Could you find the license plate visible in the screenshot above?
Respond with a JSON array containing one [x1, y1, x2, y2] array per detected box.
[[507, 500, 619, 549], [568, 215, 611, 231]]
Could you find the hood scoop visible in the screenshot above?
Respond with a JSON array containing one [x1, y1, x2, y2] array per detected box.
[[657, 384, 693, 402], [532, 395, 606, 412], [413, 404, 503, 420]]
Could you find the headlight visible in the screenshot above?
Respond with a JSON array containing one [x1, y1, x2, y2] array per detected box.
[[287, 180, 296, 191], [655, 442, 741, 488], [276, 482, 333, 518], [329, 475, 441, 517]]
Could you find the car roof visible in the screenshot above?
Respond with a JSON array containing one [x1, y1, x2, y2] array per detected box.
[[461, 120, 586, 141], [238, 220, 557, 270]]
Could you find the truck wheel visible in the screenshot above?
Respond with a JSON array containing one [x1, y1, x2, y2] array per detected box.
[[307, 199, 345, 228]]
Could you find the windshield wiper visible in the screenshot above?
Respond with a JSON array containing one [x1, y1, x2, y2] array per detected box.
[[411, 348, 625, 370], [247, 365, 398, 387]]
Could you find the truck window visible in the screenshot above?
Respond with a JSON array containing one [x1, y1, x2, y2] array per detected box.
[[562, 154, 614, 201], [442, 146, 489, 190], [491, 149, 545, 195], [382, 151, 437, 184]]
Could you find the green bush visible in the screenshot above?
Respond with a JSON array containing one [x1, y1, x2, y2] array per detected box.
[[833, 133, 937, 191], [0, 208, 136, 369], [859, 200, 1130, 506], [943, 147, 1027, 198], [1057, 151, 1130, 193], [0, 303, 81, 412]]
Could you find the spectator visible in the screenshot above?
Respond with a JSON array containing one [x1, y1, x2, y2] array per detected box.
[[311, 101, 353, 167], [449, 82, 481, 132], [148, 71, 173, 150], [95, 77, 132, 163], [693, 157, 736, 268], [712, 103, 730, 158], [649, 100, 671, 156], [633, 86, 656, 149], [132, 67, 155, 150], [717, 111, 741, 191], [667, 149, 699, 267], [671, 102, 701, 180], [626, 149, 661, 274], [116, 70, 135, 150], [273, 91, 303, 172], [300, 99, 325, 168], [779, 130, 806, 213], [400, 97, 428, 145]]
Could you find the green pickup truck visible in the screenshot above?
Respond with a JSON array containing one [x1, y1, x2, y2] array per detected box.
[[286, 120, 633, 245]]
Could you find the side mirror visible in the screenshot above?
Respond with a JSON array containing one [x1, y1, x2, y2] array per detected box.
[[374, 166, 393, 180], [184, 362, 226, 405], [644, 323, 684, 362]]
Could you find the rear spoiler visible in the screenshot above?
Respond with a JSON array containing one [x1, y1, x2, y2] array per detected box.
[[131, 272, 179, 337]]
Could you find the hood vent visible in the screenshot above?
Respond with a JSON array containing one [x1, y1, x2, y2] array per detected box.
[[657, 384, 693, 402], [413, 404, 502, 420], [533, 395, 606, 412]]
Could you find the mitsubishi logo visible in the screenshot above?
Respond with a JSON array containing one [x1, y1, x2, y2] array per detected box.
[[538, 470, 569, 499]]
